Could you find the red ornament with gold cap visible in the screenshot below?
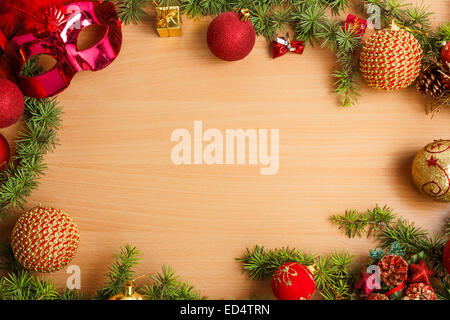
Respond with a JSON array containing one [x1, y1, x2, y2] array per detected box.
[[207, 9, 256, 61], [271, 262, 316, 300], [359, 21, 423, 91], [11, 206, 80, 273]]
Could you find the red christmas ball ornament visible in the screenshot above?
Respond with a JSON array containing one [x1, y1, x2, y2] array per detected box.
[[360, 26, 422, 91], [0, 133, 10, 171], [0, 78, 24, 128], [207, 10, 256, 61], [441, 42, 450, 69], [271, 262, 316, 300], [11, 206, 80, 273], [444, 241, 450, 275]]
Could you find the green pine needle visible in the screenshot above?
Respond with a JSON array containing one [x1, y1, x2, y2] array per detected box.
[[94, 244, 142, 299], [114, 0, 150, 24], [142, 266, 203, 300]]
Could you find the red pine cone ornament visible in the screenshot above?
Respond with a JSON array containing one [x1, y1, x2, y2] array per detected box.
[[271, 262, 316, 300], [378, 255, 408, 286], [207, 10, 256, 61], [403, 283, 437, 300], [367, 293, 389, 300], [441, 42, 450, 69], [444, 241, 450, 275], [0, 78, 24, 128], [360, 27, 422, 91], [0, 134, 10, 172], [11, 206, 80, 273]]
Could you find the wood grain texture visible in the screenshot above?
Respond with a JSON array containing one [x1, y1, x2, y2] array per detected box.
[[0, 2, 449, 299]]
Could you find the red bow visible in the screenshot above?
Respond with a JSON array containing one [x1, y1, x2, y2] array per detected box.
[[343, 14, 367, 36], [272, 35, 304, 59]]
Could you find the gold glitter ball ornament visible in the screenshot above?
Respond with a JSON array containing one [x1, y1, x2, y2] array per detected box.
[[411, 140, 450, 202], [11, 206, 80, 273], [360, 27, 422, 91]]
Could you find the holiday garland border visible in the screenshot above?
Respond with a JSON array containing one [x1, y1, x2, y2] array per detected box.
[[0, 61, 62, 219], [114, 0, 450, 108]]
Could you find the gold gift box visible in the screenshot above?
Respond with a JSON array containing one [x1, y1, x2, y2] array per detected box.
[[156, 6, 182, 37]]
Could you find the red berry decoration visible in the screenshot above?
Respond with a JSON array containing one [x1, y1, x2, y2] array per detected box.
[[378, 255, 408, 286], [271, 262, 316, 300], [207, 10, 256, 61], [407, 260, 434, 285], [441, 42, 450, 69], [444, 241, 450, 275], [0, 78, 24, 128], [360, 26, 422, 91], [403, 283, 437, 300], [11, 206, 80, 273], [0, 133, 10, 171]]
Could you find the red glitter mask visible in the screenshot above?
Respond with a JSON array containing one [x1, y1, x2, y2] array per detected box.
[[0, 1, 122, 98]]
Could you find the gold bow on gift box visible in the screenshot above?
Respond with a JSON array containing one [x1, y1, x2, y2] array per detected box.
[[155, 5, 182, 37]]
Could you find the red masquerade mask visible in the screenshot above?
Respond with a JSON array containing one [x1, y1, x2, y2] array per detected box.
[[0, 1, 122, 98]]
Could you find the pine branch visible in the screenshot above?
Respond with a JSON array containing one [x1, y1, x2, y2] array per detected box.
[[330, 205, 395, 238], [0, 270, 60, 300], [0, 93, 61, 219], [141, 266, 203, 300], [94, 244, 142, 299], [237, 245, 316, 280], [114, 0, 150, 24], [238, 246, 353, 299]]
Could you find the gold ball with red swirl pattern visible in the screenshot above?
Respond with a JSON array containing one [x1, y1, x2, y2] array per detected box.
[[11, 206, 80, 273], [360, 28, 423, 91]]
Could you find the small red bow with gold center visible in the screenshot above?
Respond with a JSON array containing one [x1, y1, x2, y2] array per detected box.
[[343, 14, 367, 36], [272, 33, 304, 59]]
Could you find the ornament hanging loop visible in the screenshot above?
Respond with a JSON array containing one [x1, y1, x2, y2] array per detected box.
[[239, 9, 251, 22], [390, 19, 428, 36]]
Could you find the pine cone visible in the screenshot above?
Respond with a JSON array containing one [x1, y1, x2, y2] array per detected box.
[[367, 293, 389, 300], [403, 283, 437, 300], [378, 255, 408, 286], [416, 59, 450, 97]]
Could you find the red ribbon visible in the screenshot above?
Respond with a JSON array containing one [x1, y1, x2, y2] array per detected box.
[[0, 30, 7, 52], [343, 14, 367, 36], [384, 282, 405, 297], [272, 36, 304, 59]]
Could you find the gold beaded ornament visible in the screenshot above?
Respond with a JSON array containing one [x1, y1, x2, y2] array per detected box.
[[11, 206, 80, 273], [360, 22, 423, 91]]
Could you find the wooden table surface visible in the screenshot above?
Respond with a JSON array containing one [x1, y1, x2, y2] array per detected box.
[[1, 2, 449, 299]]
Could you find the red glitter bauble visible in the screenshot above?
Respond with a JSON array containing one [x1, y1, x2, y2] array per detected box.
[[11, 206, 80, 273], [0, 133, 10, 171], [444, 241, 450, 275], [207, 12, 256, 61], [0, 79, 24, 128], [271, 262, 316, 300]]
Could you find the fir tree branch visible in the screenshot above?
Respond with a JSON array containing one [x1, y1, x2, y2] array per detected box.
[[0, 60, 62, 219], [94, 244, 142, 299], [237, 245, 316, 280], [238, 246, 353, 300], [141, 266, 203, 300], [330, 205, 395, 238], [114, 0, 150, 24]]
